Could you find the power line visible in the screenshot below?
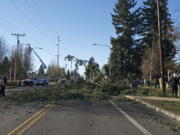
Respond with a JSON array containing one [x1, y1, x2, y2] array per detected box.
[[25, 0, 55, 35], [30, 0, 58, 35], [0, 15, 42, 47], [0, 21, 13, 33], [0, 15, 18, 30], [9, 0, 48, 40], [0, 15, 20, 33]]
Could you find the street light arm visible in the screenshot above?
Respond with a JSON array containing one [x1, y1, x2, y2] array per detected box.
[[93, 43, 111, 48]]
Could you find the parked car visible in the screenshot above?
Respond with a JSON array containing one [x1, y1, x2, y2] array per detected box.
[[59, 79, 73, 84]]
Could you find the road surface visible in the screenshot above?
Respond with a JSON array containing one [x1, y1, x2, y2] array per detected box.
[[11, 100, 179, 135]]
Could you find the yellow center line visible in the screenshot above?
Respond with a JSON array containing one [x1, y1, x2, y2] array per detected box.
[[7, 103, 55, 135]]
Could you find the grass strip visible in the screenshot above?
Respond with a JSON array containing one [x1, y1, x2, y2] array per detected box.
[[135, 86, 174, 97], [142, 99, 180, 115]]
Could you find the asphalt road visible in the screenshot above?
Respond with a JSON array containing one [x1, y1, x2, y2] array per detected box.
[[21, 100, 179, 135], [0, 100, 43, 135]]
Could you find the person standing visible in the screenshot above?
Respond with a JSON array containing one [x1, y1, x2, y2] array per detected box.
[[170, 73, 179, 98], [0, 75, 7, 97], [3, 75, 7, 85], [0, 80, 5, 97]]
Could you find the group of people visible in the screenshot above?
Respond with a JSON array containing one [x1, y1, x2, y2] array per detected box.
[[0, 76, 7, 97], [155, 73, 179, 97], [137, 73, 180, 97]]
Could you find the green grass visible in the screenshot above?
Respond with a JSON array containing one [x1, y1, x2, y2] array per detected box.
[[134, 86, 174, 97], [142, 99, 180, 115]]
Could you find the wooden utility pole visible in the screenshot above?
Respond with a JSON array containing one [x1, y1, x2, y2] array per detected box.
[[156, 0, 166, 94], [11, 33, 26, 80]]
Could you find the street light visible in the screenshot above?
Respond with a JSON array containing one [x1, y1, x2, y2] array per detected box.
[[92, 43, 111, 48], [92, 43, 112, 77]]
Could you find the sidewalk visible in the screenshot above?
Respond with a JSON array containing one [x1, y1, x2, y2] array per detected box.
[[134, 96, 180, 102]]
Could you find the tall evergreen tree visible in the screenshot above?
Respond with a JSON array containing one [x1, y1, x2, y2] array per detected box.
[[110, 0, 142, 81], [141, 0, 176, 76]]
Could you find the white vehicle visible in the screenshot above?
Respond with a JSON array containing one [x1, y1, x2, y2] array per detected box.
[[22, 46, 48, 86], [23, 78, 49, 86]]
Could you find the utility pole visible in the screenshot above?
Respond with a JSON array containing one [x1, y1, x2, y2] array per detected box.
[[56, 35, 61, 67], [156, 0, 166, 94], [11, 33, 26, 80]]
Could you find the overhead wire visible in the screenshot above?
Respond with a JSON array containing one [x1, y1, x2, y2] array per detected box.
[[30, 0, 58, 35], [0, 15, 18, 30], [0, 18, 14, 33], [29, 0, 64, 63], [9, 0, 49, 40], [0, 23, 12, 33], [25, 0, 55, 36]]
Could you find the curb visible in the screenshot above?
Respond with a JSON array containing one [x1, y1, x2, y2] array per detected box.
[[134, 96, 180, 102], [125, 95, 180, 122]]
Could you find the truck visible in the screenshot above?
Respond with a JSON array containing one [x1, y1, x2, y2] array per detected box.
[[23, 78, 48, 86], [22, 46, 48, 86]]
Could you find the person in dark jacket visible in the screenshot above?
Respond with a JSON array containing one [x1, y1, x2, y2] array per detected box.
[[0, 80, 6, 97], [3, 75, 7, 85], [170, 73, 179, 98]]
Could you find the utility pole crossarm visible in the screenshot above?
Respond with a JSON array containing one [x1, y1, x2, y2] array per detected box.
[[11, 33, 26, 43], [11, 33, 25, 36]]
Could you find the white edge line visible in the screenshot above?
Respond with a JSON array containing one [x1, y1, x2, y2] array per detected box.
[[110, 101, 152, 135]]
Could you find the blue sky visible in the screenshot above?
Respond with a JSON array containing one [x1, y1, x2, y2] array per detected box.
[[0, 0, 180, 74]]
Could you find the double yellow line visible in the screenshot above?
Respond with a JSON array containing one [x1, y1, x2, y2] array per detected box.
[[8, 103, 55, 135]]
